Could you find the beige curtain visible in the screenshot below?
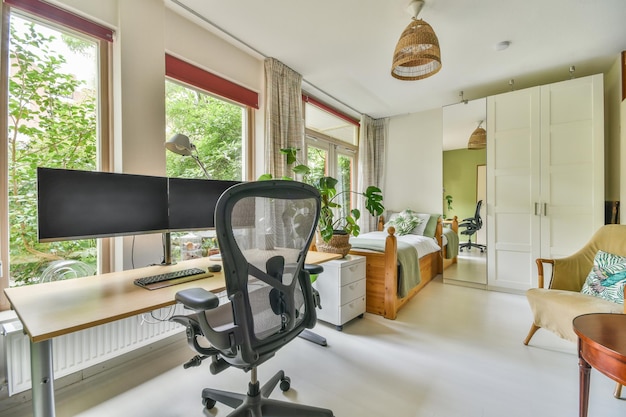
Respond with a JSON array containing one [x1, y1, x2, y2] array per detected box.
[[357, 115, 388, 233], [264, 58, 304, 178]]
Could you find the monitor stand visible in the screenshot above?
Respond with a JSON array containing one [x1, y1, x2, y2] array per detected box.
[[161, 232, 175, 265]]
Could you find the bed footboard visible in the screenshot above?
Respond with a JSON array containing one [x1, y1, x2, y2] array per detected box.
[[349, 224, 439, 320]]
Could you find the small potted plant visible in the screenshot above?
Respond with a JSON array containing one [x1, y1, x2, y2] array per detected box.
[[444, 194, 453, 219], [259, 147, 384, 255]]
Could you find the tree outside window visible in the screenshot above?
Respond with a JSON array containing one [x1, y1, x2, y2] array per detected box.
[[7, 15, 99, 286], [165, 80, 244, 181]]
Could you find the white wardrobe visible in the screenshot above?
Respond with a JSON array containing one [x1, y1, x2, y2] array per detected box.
[[486, 74, 604, 292]]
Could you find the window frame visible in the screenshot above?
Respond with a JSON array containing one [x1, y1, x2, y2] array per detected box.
[[303, 98, 360, 220], [0, 1, 113, 309]]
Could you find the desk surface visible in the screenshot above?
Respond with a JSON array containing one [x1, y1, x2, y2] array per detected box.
[[5, 251, 340, 343]]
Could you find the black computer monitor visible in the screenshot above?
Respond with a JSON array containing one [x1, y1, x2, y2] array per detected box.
[[167, 177, 240, 231], [37, 167, 170, 242]]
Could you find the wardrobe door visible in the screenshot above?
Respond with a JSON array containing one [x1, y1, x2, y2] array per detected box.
[[487, 74, 604, 293], [487, 87, 541, 292], [539, 74, 604, 260]]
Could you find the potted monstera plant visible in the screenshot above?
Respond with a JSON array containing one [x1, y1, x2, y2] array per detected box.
[[259, 147, 384, 256]]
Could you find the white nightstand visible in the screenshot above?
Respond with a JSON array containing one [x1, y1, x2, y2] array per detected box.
[[313, 254, 366, 330]]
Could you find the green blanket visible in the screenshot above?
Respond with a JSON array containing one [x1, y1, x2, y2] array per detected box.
[[349, 238, 420, 297], [443, 228, 459, 259]]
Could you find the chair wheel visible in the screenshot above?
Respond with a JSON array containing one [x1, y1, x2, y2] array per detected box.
[[202, 397, 216, 410], [280, 376, 291, 391]]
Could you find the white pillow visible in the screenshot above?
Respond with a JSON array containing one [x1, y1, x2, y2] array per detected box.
[[412, 213, 431, 235]]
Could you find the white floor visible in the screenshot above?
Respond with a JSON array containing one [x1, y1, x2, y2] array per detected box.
[[443, 248, 487, 287], [9, 276, 626, 417]]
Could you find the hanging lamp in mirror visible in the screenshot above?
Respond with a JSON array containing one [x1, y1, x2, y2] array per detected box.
[[391, 0, 442, 81], [467, 121, 487, 150]]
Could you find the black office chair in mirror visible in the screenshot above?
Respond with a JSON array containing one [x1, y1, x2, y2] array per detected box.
[[459, 200, 486, 253], [171, 180, 334, 416]]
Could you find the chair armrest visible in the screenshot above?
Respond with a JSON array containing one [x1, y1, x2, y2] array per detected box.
[[535, 258, 554, 288], [304, 264, 324, 275], [175, 288, 220, 311]]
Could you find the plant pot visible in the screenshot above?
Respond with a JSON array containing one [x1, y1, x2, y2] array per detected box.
[[315, 231, 351, 258]]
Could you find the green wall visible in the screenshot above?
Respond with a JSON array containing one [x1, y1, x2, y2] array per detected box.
[[442, 149, 487, 222]]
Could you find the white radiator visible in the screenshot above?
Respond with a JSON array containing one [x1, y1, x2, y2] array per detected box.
[[1, 304, 185, 396]]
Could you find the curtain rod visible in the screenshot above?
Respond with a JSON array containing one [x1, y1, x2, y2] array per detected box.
[[169, 0, 362, 118]]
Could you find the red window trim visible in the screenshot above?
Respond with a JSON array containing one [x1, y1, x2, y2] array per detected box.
[[166, 54, 259, 110], [4, 0, 114, 42], [303, 95, 359, 126]]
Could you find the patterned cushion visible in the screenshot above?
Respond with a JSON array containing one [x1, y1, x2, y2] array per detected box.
[[580, 250, 626, 304], [385, 209, 424, 236]]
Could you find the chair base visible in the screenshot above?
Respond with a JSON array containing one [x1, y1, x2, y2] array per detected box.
[[201, 369, 334, 417], [459, 238, 486, 253]]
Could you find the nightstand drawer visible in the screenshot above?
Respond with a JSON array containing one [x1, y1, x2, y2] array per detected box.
[[312, 254, 366, 328], [339, 296, 365, 324], [340, 278, 365, 305], [338, 260, 366, 286]]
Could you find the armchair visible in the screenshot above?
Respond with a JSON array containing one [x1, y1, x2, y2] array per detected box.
[[172, 180, 334, 416], [524, 225, 626, 398]]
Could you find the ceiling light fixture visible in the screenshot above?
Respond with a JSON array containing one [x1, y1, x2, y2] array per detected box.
[[391, 0, 442, 81], [467, 121, 486, 150]]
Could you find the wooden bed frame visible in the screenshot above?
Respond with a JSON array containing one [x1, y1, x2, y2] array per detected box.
[[348, 216, 458, 320]]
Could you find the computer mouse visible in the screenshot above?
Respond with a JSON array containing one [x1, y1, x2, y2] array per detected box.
[[208, 264, 222, 273]]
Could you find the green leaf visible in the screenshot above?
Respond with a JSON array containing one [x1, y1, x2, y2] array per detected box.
[[292, 164, 310, 176]]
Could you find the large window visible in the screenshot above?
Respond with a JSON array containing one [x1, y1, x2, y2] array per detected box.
[[164, 55, 256, 182], [165, 80, 247, 181], [165, 58, 255, 260], [304, 99, 359, 228], [1, 2, 112, 294]]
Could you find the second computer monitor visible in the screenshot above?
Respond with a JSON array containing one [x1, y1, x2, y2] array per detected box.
[[167, 177, 240, 231]]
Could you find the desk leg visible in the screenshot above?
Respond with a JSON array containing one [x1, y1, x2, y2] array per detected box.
[[579, 355, 591, 417], [31, 339, 56, 417]]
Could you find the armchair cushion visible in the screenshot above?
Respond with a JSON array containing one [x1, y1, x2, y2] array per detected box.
[[580, 250, 626, 304], [526, 288, 623, 342]]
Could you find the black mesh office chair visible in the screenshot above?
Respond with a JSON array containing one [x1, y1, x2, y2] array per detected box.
[[172, 180, 334, 417], [458, 200, 486, 253]]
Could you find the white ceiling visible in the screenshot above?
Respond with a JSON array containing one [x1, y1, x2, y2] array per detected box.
[[168, 0, 626, 140]]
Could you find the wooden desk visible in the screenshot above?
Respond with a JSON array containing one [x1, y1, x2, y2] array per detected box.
[[4, 251, 338, 417], [573, 313, 626, 417]]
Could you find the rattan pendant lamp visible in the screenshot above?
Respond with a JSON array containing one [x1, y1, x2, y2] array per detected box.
[[467, 121, 487, 150], [391, 0, 442, 80]]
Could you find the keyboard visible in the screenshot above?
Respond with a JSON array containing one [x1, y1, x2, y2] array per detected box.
[[133, 267, 212, 290]]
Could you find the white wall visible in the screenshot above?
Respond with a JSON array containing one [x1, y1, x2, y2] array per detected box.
[[385, 109, 443, 214]]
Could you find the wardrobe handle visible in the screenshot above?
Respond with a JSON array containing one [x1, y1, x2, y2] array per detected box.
[[534, 202, 539, 216], [543, 203, 547, 216]]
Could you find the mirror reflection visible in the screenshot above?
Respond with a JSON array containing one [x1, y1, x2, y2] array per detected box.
[[442, 98, 487, 288]]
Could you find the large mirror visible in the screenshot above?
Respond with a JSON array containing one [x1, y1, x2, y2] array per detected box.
[[442, 98, 487, 288]]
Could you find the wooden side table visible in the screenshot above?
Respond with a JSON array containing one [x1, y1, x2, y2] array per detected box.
[[573, 313, 626, 417]]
